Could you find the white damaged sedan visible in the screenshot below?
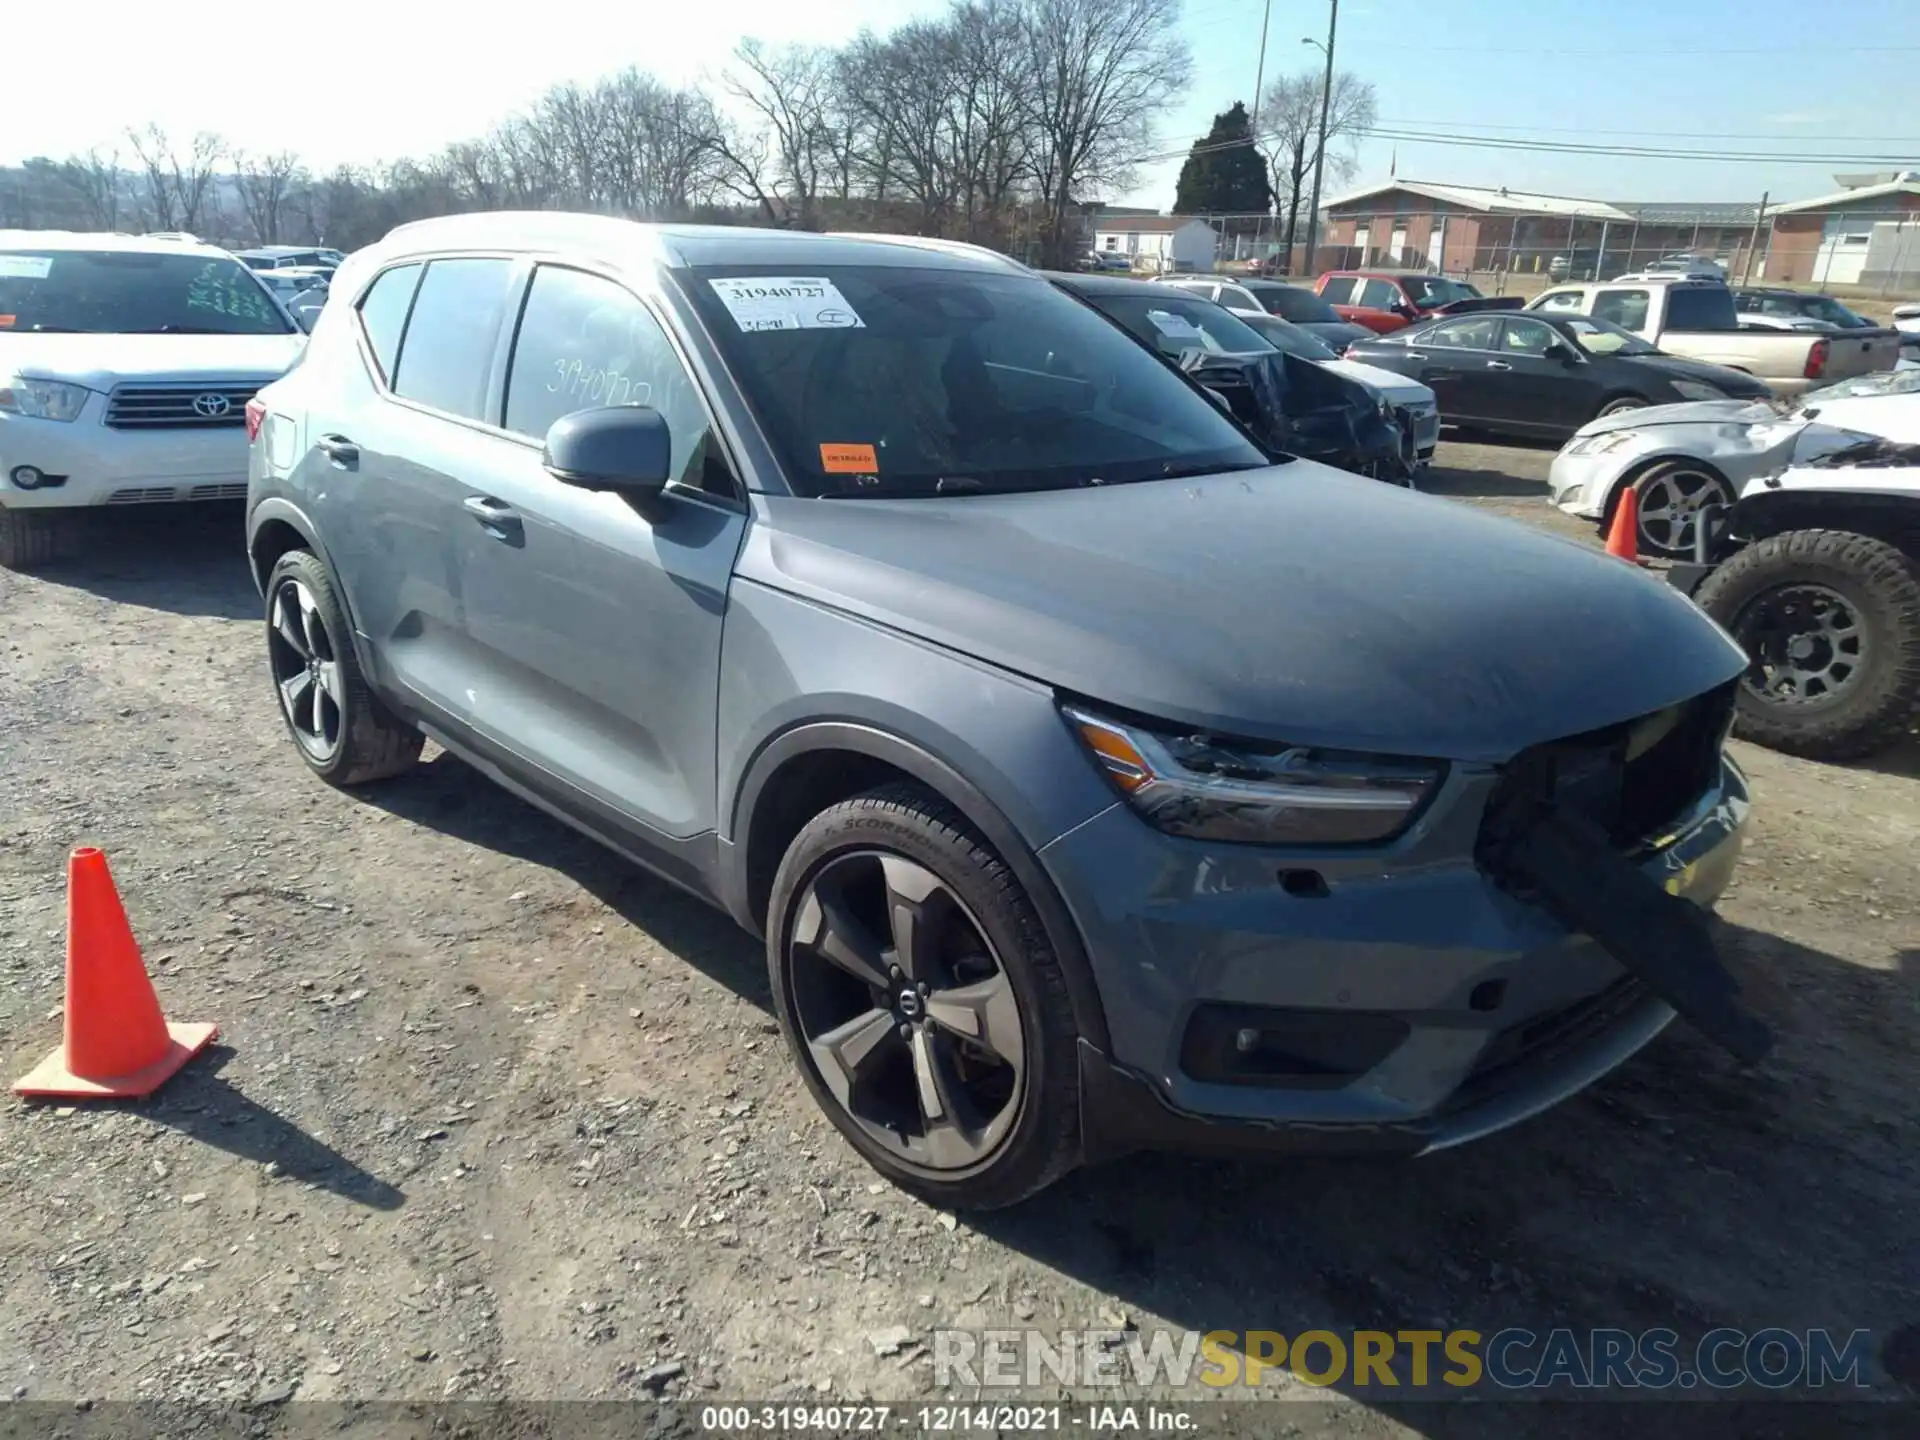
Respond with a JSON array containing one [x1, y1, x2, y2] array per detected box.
[[1548, 370, 1920, 556]]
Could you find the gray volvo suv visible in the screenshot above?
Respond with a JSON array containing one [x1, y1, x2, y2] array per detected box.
[[247, 214, 1768, 1209]]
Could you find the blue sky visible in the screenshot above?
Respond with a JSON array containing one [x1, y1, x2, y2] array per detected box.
[[8, 0, 1919, 211]]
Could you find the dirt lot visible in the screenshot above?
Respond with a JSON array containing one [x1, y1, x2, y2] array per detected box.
[[2, 447, 1916, 1433]]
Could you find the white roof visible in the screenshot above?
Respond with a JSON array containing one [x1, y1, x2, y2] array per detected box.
[[0, 229, 227, 256], [1771, 181, 1920, 215], [1319, 180, 1632, 221]]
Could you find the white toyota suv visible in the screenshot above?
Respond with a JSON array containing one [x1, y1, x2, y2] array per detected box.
[[0, 231, 306, 569]]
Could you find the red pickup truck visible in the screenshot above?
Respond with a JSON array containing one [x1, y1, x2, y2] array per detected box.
[[1314, 270, 1522, 333]]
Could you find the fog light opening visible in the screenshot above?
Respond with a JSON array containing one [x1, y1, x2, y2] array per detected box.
[[1279, 868, 1330, 899], [10, 464, 46, 490], [1469, 979, 1508, 1013]]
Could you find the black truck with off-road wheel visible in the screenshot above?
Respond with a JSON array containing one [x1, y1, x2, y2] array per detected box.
[[1666, 446, 1920, 762]]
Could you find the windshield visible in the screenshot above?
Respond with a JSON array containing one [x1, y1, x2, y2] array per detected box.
[[0, 250, 293, 335], [1799, 295, 1870, 327], [1400, 275, 1481, 307], [1798, 367, 1920, 405], [1252, 285, 1341, 324], [1238, 313, 1339, 361], [687, 266, 1269, 497], [1083, 294, 1274, 361], [1561, 316, 1660, 357]]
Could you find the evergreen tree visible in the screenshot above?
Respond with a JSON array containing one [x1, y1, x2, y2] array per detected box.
[[1173, 102, 1272, 215]]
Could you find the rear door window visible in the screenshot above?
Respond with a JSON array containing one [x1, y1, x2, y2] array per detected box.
[[390, 257, 517, 421], [1593, 289, 1652, 331], [1358, 278, 1401, 309], [1318, 277, 1358, 305], [1421, 316, 1500, 350], [356, 263, 421, 385]]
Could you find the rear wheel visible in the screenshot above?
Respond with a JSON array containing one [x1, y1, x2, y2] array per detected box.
[[1693, 529, 1920, 761], [1597, 397, 1647, 419], [264, 550, 423, 785], [766, 783, 1082, 1209]]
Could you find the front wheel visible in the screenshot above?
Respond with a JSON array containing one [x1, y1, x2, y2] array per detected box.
[[1694, 529, 1920, 761], [264, 550, 423, 785], [1625, 460, 1734, 558], [766, 784, 1082, 1210], [0, 507, 80, 572]]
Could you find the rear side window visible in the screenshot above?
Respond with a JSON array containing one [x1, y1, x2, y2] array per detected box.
[[1318, 277, 1358, 304], [1593, 289, 1651, 331], [355, 263, 420, 383], [1358, 278, 1401, 309], [1422, 316, 1499, 350], [504, 265, 730, 495], [391, 258, 517, 420], [1664, 285, 1740, 332]]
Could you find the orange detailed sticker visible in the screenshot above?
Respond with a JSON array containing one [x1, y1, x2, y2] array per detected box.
[[0, 315, 14, 328], [820, 442, 878, 474]]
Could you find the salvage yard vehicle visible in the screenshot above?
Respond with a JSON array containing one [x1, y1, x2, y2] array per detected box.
[[1228, 310, 1442, 468], [1733, 288, 1883, 334], [1529, 277, 1900, 397], [1345, 310, 1771, 447], [1315, 269, 1522, 328], [0, 230, 307, 569], [1154, 274, 1375, 351], [1664, 437, 1920, 761], [1550, 372, 1920, 558], [1047, 270, 1431, 477], [248, 213, 1771, 1209]]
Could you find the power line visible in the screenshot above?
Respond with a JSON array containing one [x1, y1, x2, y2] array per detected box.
[[1378, 117, 1920, 146], [1366, 127, 1920, 165]]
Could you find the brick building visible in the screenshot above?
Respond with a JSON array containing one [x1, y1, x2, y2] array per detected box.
[[1762, 175, 1920, 285]]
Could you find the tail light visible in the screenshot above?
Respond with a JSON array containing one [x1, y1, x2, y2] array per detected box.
[[1804, 338, 1829, 380], [244, 396, 266, 443]]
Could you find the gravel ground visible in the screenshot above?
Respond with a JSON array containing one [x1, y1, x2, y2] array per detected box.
[[1, 442, 1916, 1433]]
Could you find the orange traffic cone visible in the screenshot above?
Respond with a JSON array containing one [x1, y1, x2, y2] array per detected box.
[[1605, 484, 1641, 564], [13, 848, 217, 1100]]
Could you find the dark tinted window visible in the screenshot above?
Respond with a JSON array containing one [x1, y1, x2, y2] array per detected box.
[[1318, 277, 1358, 305], [1238, 313, 1338, 361], [504, 265, 729, 494], [1084, 294, 1275, 360], [1500, 318, 1558, 354], [1422, 315, 1500, 350], [1255, 285, 1340, 324], [356, 263, 421, 385], [1401, 275, 1480, 306], [1663, 285, 1739, 332], [687, 265, 1266, 497], [392, 258, 516, 420], [1357, 278, 1402, 309], [0, 249, 292, 335]]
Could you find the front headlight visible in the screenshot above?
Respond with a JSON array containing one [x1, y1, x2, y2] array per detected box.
[[1670, 380, 1726, 402], [0, 375, 92, 422], [1065, 706, 1443, 846], [1561, 429, 1639, 457]]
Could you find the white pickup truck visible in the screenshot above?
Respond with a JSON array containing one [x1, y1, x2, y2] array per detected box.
[[1528, 277, 1899, 397], [0, 230, 305, 568]]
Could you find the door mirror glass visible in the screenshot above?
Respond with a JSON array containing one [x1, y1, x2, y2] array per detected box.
[[1546, 340, 1580, 362], [542, 405, 672, 496]]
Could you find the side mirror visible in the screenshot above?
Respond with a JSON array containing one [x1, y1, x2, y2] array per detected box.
[[1546, 341, 1581, 363], [542, 405, 672, 496]]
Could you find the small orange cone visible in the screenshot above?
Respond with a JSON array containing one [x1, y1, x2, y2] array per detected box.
[[13, 848, 217, 1100], [1606, 483, 1641, 564]]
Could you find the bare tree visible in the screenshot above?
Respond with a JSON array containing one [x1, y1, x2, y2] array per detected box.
[[51, 149, 125, 230], [125, 125, 226, 234], [1257, 69, 1376, 260], [234, 150, 305, 244], [1018, 0, 1192, 266], [720, 40, 842, 228]]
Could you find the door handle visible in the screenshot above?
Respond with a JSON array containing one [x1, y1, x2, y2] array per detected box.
[[317, 434, 359, 465], [1403, 350, 1429, 360], [1485, 360, 1513, 371], [463, 495, 522, 535]]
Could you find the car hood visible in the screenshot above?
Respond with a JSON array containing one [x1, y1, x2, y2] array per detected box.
[[1576, 398, 1778, 436], [1, 333, 305, 390], [1321, 357, 1434, 404], [740, 466, 1749, 762], [1620, 352, 1771, 394]]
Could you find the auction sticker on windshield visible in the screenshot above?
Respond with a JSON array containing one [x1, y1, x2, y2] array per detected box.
[[819, 443, 879, 474], [1147, 310, 1205, 344], [708, 277, 865, 332], [0, 256, 54, 280]]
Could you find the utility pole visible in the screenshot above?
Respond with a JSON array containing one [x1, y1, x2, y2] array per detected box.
[[1249, 0, 1273, 131], [1302, 0, 1339, 278], [1742, 191, 1770, 286]]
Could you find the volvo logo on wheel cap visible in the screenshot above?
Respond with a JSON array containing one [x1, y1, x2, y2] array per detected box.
[[897, 990, 923, 1019], [192, 392, 231, 418]]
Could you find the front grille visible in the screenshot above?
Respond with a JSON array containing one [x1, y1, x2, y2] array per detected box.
[[104, 383, 259, 430], [107, 486, 178, 504], [187, 483, 248, 501], [1478, 681, 1735, 856], [1399, 404, 1441, 447]]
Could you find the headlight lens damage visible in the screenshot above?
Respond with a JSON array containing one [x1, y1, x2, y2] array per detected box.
[[1561, 429, 1639, 457], [1065, 706, 1443, 845], [0, 375, 92, 423], [1669, 380, 1727, 402]]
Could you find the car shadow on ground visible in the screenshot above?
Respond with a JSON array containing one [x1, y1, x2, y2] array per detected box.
[[1421, 466, 1554, 500], [1848, 734, 1920, 780], [348, 755, 1917, 1420], [967, 919, 1917, 1420], [16, 503, 256, 621], [356, 749, 768, 1005]]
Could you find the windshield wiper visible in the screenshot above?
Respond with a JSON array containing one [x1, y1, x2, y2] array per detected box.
[[121, 325, 259, 335], [18, 325, 91, 333]]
